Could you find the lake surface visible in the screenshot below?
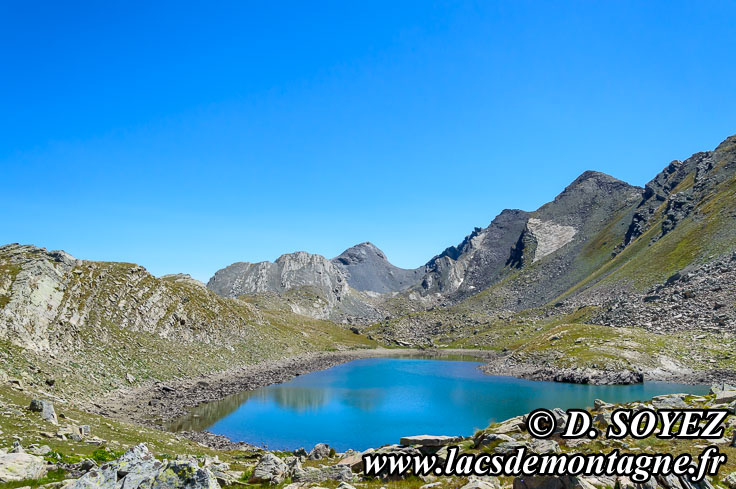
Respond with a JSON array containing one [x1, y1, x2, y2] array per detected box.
[[169, 357, 708, 451]]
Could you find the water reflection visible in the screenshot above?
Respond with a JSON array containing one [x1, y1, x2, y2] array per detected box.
[[271, 387, 330, 411], [167, 389, 257, 432], [166, 357, 709, 451]]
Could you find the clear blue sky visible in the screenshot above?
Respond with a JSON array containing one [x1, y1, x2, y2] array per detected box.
[[1, 1, 735, 282]]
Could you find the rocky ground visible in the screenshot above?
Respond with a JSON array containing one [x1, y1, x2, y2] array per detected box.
[[5, 382, 736, 489], [588, 253, 736, 333]]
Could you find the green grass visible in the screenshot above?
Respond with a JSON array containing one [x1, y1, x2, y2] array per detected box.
[[0, 469, 67, 489]]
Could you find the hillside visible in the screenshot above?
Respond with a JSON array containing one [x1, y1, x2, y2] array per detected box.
[[0, 244, 376, 402]]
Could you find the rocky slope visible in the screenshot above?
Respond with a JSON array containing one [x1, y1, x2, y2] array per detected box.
[[331, 242, 422, 293], [206, 251, 383, 322], [0, 244, 376, 401]]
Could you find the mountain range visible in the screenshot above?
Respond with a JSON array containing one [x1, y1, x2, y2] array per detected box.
[[1, 133, 734, 394]]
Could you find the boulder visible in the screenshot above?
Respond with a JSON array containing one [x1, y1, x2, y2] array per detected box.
[[307, 443, 331, 460], [492, 416, 525, 434], [337, 453, 365, 472], [29, 399, 58, 425], [530, 439, 561, 455], [461, 478, 502, 489], [652, 394, 688, 410], [494, 441, 530, 455], [513, 475, 596, 489], [292, 465, 353, 483], [593, 399, 614, 411], [715, 391, 736, 404], [723, 472, 736, 489], [0, 452, 48, 482], [249, 453, 288, 485], [399, 435, 462, 447], [475, 433, 514, 448], [65, 443, 220, 489]]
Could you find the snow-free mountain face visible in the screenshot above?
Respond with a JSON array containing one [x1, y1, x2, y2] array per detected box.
[[204, 134, 736, 328], [331, 242, 422, 294]]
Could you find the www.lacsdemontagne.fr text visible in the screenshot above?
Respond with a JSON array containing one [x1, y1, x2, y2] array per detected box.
[[363, 446, 726, 483]]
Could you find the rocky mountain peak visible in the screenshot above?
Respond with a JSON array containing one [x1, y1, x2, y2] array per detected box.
[[332, 242, 387, 265], [558, 171, 637, 199], [331, 242, 421, 294]]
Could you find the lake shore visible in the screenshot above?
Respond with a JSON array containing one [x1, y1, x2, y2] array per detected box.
[[88, 348, 496, 433], [88, 345, 731, 448]]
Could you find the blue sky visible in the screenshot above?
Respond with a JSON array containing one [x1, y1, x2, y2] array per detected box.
[[1, 1, 735, 282]]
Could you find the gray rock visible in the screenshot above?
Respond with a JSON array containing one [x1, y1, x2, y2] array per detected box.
[[307, 443, 331, 460], [399, 435, 462, 447], [250, 453, 288, 485], [475, 433, 515, 448], [530, 439, 561, 455], [292, 465, 353, 483], [494, 441, 530, 455], [29, 399, 58, 425], [332, 242, 422, 293], [723, 472, 736, 489], [0, 452, 48, 482], [652, 394, 688, 410], [461, 478, 502, 489], [66, 443, 219, 489]]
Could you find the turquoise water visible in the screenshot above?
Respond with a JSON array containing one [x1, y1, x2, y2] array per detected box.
[[171, 358, 708, 451]]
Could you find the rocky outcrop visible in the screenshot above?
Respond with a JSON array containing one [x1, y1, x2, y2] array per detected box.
[[0, 452, 48, 482], [0, 244, 265, 354], [29, 399, 58, 425], [208, 252, 348, 298], [591, 253, 736, 331], [417, 209, 531, 298], [249, 453, 288, 484], [65, 444, 220, 489], [331, 242, 422, 293], [207, 251, 381, 321]]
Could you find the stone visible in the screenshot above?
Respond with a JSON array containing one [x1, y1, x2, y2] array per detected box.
[[284, 457, 301, 477], [494, 441, 530, 455], [28, 445, 51, 456], [530, 439, 560, 455], [307, 443, 331, 460], [593, 399, 614, 411], [475, 433, 515, 447], [337, 453, 365, 472], [652, 394, 688, 409], [29, 399, 58, 425], [492, 416, 525, 434], [513, 475, 596, 489], [249, 453, 288, 485], [723, 472, 736, 489], [337, 483, 358, 489], [292, 465, 353, 483], [461, 479, 501, 489], [715, 391, 736, 404], [66, 444, 220, 489], [126, 373, 136, 384], [399, 435, 462, 447], [0, 453, 48, 482]]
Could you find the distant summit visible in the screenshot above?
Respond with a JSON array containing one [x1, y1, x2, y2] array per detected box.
[[331, 242, 422, 294]]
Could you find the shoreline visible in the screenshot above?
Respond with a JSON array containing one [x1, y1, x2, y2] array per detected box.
[[89, 348, 495, 429], [89, 347, 731, 450]]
